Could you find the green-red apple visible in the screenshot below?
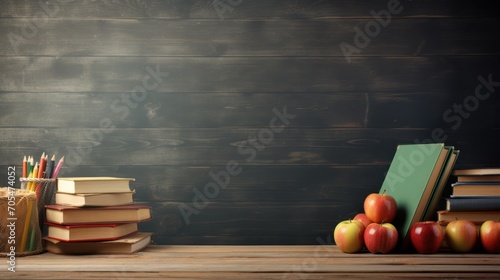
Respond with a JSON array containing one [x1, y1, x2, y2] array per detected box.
[[480, 220, 500, 253], [445, 220, 477, 253], [364, 222, 398, 254], [363, 192, 397, 223], [334, 219, 365, 253], [353, 213, 372, 228]]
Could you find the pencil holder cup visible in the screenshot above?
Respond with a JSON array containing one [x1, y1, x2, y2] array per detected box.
[[19, 178, 57, 235], [1, 187, 44, 257]]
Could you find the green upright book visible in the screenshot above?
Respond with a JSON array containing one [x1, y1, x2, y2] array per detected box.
[[379, 143, 450, 250]]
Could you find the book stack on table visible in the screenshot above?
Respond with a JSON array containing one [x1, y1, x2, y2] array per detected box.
[[43, 177, 153, 254], [437, 168, 500, 227]]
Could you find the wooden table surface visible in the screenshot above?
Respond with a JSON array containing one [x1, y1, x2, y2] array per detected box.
[[2, 245, 500, 279]]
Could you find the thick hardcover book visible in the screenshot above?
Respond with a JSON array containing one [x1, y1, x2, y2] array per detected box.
[[43, 232, 153, 254], [453, 168, 500, 176], [446, 196, 500, 211], [437, 210, 500, 224], [46, 222, 138, 242], [451, 182, 500, 196], [57, 177, 134, 194], [45, 205, 152, 225], [457, 175, 500, 183], [55, 192, 134, 207], [379, 143, 449, 250], [422, 147, 459, 220]]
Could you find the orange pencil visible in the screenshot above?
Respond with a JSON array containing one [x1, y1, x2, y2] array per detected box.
[[38, 152, 46, 178], [22, 156, 27, 178], [35, 153, 48, 197]]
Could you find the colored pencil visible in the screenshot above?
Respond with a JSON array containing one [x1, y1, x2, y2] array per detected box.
[[22, 156, 27, 178], [51, 156, 65, 178]]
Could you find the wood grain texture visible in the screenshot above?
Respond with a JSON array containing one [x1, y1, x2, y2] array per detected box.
[[1, 56, 500, 93], [1, 245, 500, 279], [2, 18, 500, 56], [0, 0, 499, 245], [1, 0, 498, 19], [4, 91, 499, 129], [1, 128, 500, 167]]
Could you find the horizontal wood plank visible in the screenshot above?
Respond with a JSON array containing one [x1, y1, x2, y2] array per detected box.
[[1, 245, 500, 279], [1, 57, 499, 93], [4, 91, 499, 129], [1, 0, 498, 19], [2, 18, 500, 56], [1, 128, 500, 167]]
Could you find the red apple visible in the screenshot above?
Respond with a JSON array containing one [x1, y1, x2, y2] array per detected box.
[[363, 192, 397, 223], [353, 213, 372, 228], [364, 222, 398, 254], [480, 220, 500, 253], [445, 220, 478, 253], [410, 221, 444, 254], [334, 219, 365, 253]]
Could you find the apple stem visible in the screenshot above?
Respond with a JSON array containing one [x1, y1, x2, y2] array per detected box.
[[381, 189, 387, 195]]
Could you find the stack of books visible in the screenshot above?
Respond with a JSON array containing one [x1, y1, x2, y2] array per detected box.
[[437, 168, 500, 225], [43, 177, 153, 254], [377, 143, 460, 250]]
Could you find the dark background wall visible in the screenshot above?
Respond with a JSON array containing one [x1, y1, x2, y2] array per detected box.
[[1, 0, 499, 245]]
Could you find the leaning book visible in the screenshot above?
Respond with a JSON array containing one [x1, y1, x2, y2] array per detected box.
[[45, 205, 152, 224], [57, 177, 135, 194], [378, 143, 450, 250], [43, 232, 153, 254]]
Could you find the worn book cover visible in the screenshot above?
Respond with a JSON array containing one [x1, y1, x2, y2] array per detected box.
[[446, 196, 500, 211], [46, 222, 138, 242], [55, 192, 135, 207], [57, 177, 135, 194], [422, 147, 459, 220], [45, 205, 152, 225], [43, 232, 153, 254], [379, 143, 449, 250], [437, 210, 500, 224]]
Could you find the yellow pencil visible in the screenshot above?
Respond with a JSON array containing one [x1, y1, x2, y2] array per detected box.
[[29, 163, 39, 191], [26, 170, 33, 191], [20, 196, 34, 252]]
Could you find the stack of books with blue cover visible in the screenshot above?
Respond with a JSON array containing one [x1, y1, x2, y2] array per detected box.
[[437, 168, 500, 225], [42, 177, 153, 254]]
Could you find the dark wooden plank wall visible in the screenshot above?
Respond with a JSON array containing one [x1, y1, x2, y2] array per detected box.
[[1, 0, 499, 245]]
